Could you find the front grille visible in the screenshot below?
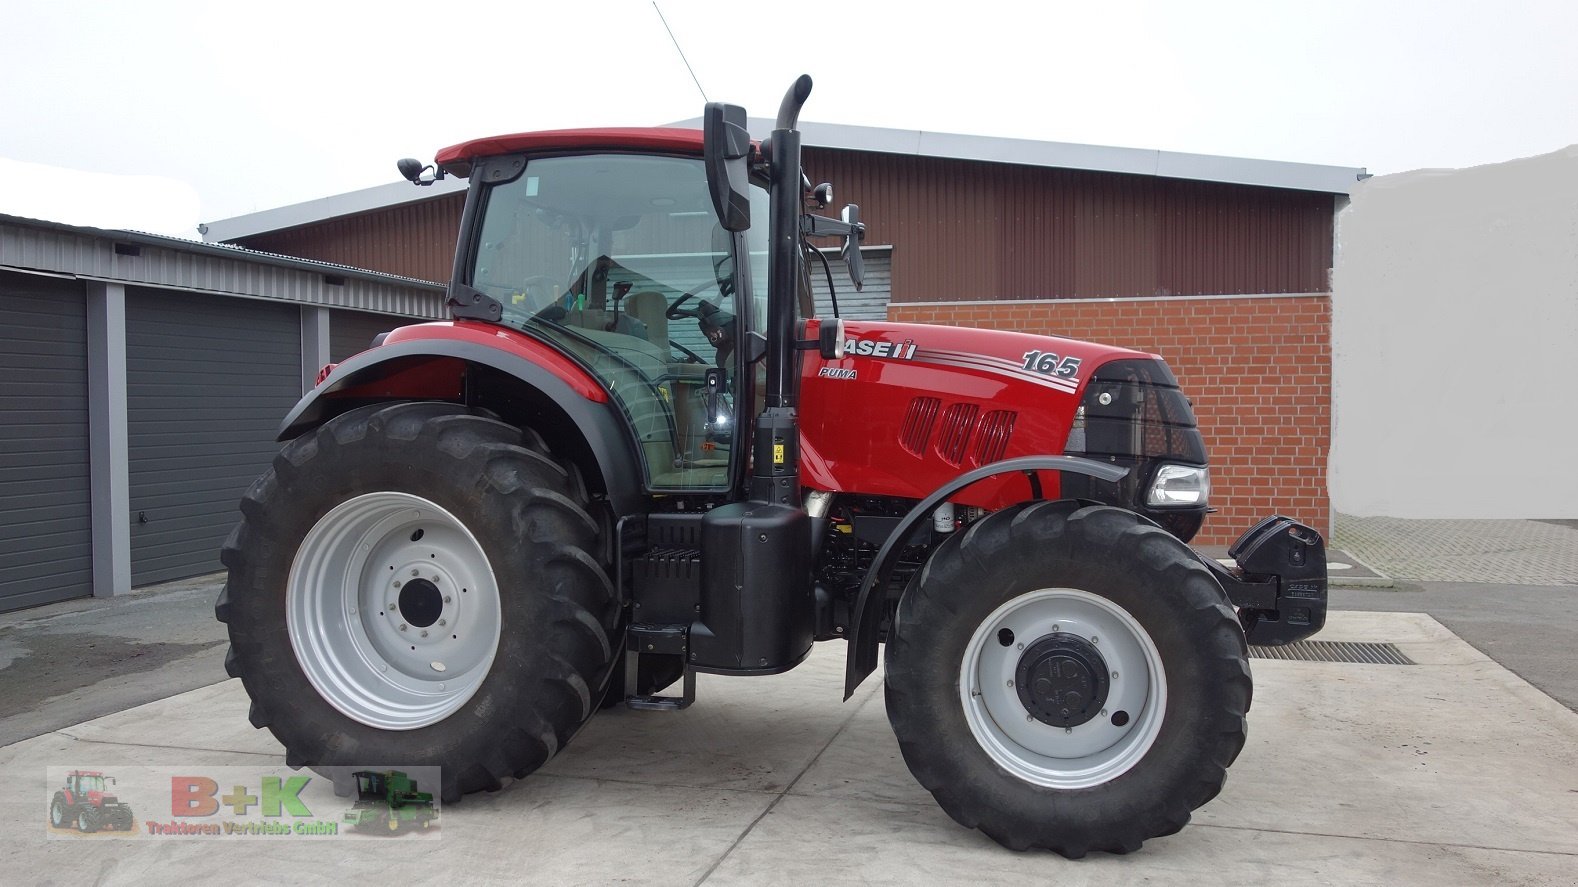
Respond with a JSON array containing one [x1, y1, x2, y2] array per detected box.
[[972, 410, 1017, 465], [935, 402, 980, 466], [900, 397, 941, 456]]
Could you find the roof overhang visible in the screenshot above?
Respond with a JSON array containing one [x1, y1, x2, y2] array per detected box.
[[201, 118, 1364, 244], [671, 117, 1365, 195]]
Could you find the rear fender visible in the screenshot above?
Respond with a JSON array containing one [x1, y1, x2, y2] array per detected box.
[[842, 455, 1128, 699], [278, 337, 642, 515]]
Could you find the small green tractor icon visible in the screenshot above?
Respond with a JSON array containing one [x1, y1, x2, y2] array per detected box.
[[50, 770, 134, 833], [343, 770, 437, 834]]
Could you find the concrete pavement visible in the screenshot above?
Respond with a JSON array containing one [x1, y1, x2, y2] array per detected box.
[[0, 574, 228, 746], [5, 610, 1578, 885]]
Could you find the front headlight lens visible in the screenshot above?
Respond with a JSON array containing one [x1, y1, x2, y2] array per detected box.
[[1147, 464, 1209, 506]]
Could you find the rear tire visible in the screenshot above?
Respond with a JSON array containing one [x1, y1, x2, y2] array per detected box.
[[49, 794, 69, 829], [885, 502, 1251, 857], [218, 402, 618, 802]]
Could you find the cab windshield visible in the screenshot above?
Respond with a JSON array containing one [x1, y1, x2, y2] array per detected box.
[[467, 153, 768, 490]]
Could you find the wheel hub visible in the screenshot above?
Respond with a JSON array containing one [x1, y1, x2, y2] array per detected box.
[[1016, 633, 1110, 727], [397, 578, 444, 628]]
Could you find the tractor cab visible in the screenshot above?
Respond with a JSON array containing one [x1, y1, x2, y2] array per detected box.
[[458, 148, 770, 492]]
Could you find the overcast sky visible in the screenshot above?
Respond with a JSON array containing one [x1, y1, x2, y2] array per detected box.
[[1, 0, 1575, 238]]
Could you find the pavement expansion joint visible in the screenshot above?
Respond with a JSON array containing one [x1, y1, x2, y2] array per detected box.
[[1194, 822, 1578, 859], [692, 689, 880, 886], [52, 729, 282, 759]]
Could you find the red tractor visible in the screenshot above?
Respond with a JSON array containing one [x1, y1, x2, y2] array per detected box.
[[217, 76, 1326, 856], [50, 771, 134, 832]]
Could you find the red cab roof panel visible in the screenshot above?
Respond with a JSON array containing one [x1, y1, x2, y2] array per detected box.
[[436, 127, 705, 176]]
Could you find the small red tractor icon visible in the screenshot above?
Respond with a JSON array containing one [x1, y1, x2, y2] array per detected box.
[[50, 770, 134, 833]]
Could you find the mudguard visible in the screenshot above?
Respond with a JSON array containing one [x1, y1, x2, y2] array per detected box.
[[842, 455, 1129, 698], [278, 334, 644, 515]]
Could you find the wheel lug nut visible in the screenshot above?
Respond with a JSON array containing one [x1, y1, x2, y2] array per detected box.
[[1091, 635, 1099, 644], [411, 569, 420, 577], [1006, 680, 1014, 688], [420, 630, 428, 638], [1026, 714, 1034, 723], [1016, 642, 1024, 650], [443, 596, 452, 604], [1112, 671, 1119, 679], [438, 619, 447, 627], [1065, 727, 1073, 734], [393, 580, 402, 588], [1052, 624, 1060, 632]]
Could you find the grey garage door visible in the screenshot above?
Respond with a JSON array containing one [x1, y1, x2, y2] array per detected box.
[[809, 247, 891, 321], [126, 289, 302, 585], [0, 273, 92, 611], [330, 309, 410, 362]]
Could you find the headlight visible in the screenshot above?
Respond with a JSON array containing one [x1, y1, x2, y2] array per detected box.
[[1147, 464, 1209, 507]]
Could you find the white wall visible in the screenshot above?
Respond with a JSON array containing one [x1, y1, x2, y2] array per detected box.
[[1330, 146, 1578, 519]]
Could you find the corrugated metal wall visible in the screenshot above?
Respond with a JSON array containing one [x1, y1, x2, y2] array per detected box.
[[330, 309, 409, 362], [126, 288, 302, 585], [0, 272, 92, 611], [801, 147, 1335, 301], [240, 194, 464, 284], [232, 148, 1334, 302], [808, 249, 892, 321]]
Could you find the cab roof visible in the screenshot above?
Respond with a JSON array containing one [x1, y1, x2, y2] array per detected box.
[[435, 127, 707, 178]]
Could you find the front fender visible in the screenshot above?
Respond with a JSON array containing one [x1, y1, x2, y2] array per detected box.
[[843, 456, 1128, 699], [278, 329, 642, 515]]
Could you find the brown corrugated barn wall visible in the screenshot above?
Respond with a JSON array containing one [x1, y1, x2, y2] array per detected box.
[[231, 146, 1335, 544]]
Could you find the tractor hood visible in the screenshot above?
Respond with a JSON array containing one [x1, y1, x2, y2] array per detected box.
[[798, 319, 1165, 506]]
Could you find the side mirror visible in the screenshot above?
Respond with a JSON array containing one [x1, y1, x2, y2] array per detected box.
[[839, 204, 865, 291], [703, 103, 752, 232], [396, 158, 443, 187], [819, 318, 846, 359], [396, 158, 425, 183]]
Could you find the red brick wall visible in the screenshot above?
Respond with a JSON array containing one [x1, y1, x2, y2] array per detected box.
[[888, 296, 1331, 546]]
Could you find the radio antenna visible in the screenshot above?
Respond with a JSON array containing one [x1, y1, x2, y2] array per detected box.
[[653, 2, 708, 103]]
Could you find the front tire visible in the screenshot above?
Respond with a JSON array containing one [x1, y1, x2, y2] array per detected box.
[[885, 502, 1251, 857], [218, 402, 618, 801]]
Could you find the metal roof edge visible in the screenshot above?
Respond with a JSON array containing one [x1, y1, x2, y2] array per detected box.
[[674, 116, 1365, 194], [1, 213, 446, 317], [199, 176, 468, 243]]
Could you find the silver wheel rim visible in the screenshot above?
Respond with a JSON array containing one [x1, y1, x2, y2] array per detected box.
[[51, 800, 64, 826], [959, 588, 1166, 789], [287, 491, 502, 730]]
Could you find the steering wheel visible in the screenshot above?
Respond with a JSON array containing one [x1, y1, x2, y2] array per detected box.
[[669, 340, 708, 365], [665, 280, 722, 320]]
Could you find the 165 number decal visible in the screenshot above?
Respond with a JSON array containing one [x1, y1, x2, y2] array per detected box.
[[1021, 350, 1081, 379]]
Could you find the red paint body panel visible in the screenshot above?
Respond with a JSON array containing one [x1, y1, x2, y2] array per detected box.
[[436, 128, 706, 167], [799, 319, 1153, 507], [378, 321, 608, 403]]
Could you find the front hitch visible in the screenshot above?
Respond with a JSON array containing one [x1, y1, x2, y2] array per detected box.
[[1197, 515, 1328, 646]]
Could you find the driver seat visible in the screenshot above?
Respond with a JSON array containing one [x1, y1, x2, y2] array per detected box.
[[624, 291, 668, 349]]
